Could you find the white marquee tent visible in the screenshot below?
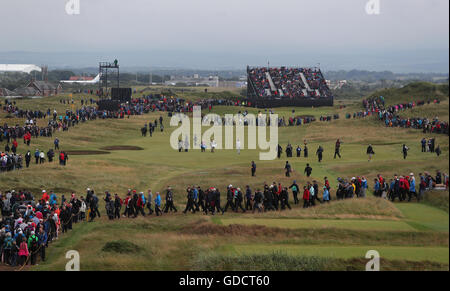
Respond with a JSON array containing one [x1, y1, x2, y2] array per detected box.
[[0, 64, 42, 74]]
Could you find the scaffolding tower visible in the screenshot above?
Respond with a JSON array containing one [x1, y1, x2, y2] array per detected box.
[[98, 60, 120, 96]]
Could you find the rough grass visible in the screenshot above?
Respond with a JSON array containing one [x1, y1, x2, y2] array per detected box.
[[193, 251, 331, 271], [242, 197, 404, 219], [185, 222, 449, 247], [192, 251, 449, 271], [228, 244, 449, 264]]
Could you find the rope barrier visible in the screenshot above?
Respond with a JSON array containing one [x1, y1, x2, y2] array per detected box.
[[15, 242, 42, 271]]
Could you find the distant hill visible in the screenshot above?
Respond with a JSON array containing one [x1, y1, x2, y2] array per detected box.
[[323, 70, 448, 82], [367, 82, 449, 104]]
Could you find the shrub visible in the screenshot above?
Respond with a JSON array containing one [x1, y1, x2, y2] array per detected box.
[[101, 240, 142, 254]]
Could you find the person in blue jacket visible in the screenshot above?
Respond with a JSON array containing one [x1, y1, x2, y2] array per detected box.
[[34, 149, 40, 164], [154, 192, 162, 216], [37, 226, 48, 262], [43, 218, 51, 244], [361, 177, 368, 198], [49, 192, 58, 206], [409, 173, 417, 201], [192, 186, 199, 210], [373, 178, 381, 197], [322, 186, 330, 203]]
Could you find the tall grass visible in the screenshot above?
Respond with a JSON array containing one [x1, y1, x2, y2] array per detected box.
[[192, 251, 331, 271]]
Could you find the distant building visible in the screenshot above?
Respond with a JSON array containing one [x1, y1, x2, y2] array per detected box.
[[13, 87, 39, 97], [219, 81, 247, 88], [165, 75, 219, 87], [326, 79, 347, 90], [21, 80, 62, 96]]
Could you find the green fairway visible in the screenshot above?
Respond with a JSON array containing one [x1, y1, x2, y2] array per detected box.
[[228, 244, 450, 264], [395, 203, 449, 232], [219, 218, 417, 232]]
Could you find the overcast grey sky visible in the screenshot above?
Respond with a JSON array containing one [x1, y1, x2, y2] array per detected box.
[[0, 0, 448, 71]]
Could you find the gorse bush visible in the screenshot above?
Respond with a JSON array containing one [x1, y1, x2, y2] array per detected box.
[[101, 240, 142, 254]]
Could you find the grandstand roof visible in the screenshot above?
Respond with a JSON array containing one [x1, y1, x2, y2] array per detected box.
[[0, 64, 42, 74]]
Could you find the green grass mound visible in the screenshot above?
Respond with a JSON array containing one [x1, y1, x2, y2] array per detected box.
[[101, 240, 143, 254], [368, 82, 448, 104], [248, 197, 404, 219], [423, 191, 449, 213], [193, 251, 331, 271], [302, 197, 404, 218]]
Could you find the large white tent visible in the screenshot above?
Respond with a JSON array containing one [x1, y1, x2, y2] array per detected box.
[[0, 64, 42, 74]]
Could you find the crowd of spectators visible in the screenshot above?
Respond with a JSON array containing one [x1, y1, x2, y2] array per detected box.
[[372, 171, 448, 201], [362, 96, 448, 134], [0, 189, 84, 267]]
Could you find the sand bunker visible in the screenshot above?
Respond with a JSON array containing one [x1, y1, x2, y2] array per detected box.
[[65, 150, 110, 155], [100, 146, 144, 151]]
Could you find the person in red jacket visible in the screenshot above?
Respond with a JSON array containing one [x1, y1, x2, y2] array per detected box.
[[303, 186, 310, 208], [377, 174, 384, 186], [41, 190, 50, 202], [24, 132, 31, 146], [12, 139, 18, 154], [59, 152, 65, 165], [135, 192, 146, 217], [324, 177, 330, 191], [399, 176, 407, 201], [123, 193, 133, 217]]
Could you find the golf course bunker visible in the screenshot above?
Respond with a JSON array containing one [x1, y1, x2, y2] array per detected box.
[[101, 146, 144, 151], [65, 150, 110, 155]]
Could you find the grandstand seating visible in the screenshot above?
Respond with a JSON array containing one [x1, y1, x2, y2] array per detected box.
[[247, 66, 333, 99]]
